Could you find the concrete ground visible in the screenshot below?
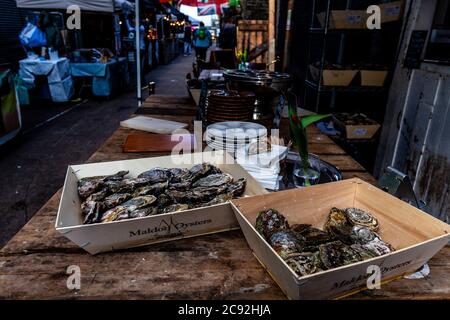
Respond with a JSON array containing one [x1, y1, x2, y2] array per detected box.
[[0, 54, 194, 248]]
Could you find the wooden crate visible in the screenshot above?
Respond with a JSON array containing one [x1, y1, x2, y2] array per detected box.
[[237, 20, 268, 64], [310, 64, 358, 86], [333, 114, 381, 139], [317, 10, 367, 29], [231, 178, 450, 299], [360, 70, 388, 86], [380, 1, 405, 23]]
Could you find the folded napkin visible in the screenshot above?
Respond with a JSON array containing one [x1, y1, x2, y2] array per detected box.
[[236, 144, 288, 190]]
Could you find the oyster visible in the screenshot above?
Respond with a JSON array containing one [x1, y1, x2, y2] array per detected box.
[[128, 206, 159, 219], [103, 193, 132, 209], [350, 225, 380, 244], [168, 168, 191, 183], [319, 241, 362, 269], [101, 195, 157, 222], [363, 239, 394, 256], [269, 230, 305, 259], [82, 201, 105, 224], [161, 204, 190, 214], [226, 178, 246, 197], [167, 184, 228, 204], [255, 208, 289, 240], [350, 244, 377, 260], [285, 252, 325, 276], [137, 168, 171, 183], [202, 194, 232, 207], [188, 163, 214, 182], [157, 193, 172, 208], [133, 181, 168, 197], [292, 224, 335, 247], [192, 173, 233, 188], [77, 171, 129, 199], [345, 207, 379, 231], [324, 207, 353, 244], [85, 188, 109, 202]]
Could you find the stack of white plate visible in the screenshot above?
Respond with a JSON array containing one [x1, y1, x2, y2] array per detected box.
[[205, 121, 267, 154]]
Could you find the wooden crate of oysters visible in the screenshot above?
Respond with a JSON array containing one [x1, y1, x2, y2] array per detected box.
[[332, 113, 381, 140], [231, 178, 450, 299], [56, 153, 267, 254]]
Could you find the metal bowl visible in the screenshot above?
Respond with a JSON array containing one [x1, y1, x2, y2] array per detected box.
[[223, 69, 292, 121], [279, 152, 343, 190]]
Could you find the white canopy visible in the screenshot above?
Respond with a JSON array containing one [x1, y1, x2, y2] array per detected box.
[[15, 0, 115, 13]]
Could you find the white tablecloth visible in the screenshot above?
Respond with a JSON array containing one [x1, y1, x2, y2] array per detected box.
[[19, 58, 74, 102]]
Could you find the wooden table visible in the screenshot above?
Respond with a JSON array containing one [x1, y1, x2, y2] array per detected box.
[[1, 94, 448, 299]]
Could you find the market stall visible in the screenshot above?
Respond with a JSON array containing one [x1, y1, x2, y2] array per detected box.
[[70, 56, 129, 98], [19, 56, 74, 102]]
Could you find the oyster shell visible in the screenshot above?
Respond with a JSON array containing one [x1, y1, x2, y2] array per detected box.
[[168, 168, 191, 183], [78, 171, 129, 199], [82, 201, 105, 224], [188, 163, 214, 182], [101, 195, 157, 222], [137, 168, 171, 183], [103, 193, 132, 209], [167, 184, 228, 204], [226, 178, 246, 197], [192, 173, 233, 188], [345, 207, 379, 231], [285, 252, 325, 276], [363, 239, 394, 256], [324, 207, 353, 244], [128, 206, 159, 219], [292, 224, 335, 247], [161, 204, 190, 214], [269, 230, 305, 259], [350, 244, 377, 260], [255, 208, 289, 240], [133, 181, 168, 197], [350, 225, 380, 244], [318, 240, 362, 269]]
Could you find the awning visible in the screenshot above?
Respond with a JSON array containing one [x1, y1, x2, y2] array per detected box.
[[162, 3, 185, 20], [15, 0, 115, 13]]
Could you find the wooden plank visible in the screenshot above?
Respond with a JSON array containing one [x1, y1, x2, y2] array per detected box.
[[4, 88, 447, 300]]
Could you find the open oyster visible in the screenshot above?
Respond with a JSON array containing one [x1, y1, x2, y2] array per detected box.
[[324, 207, 353, 244], [345, 207, 379, 231], [255, 208, 289, 240], [285, 252, 325, 276], [269, 230, 305, 259]]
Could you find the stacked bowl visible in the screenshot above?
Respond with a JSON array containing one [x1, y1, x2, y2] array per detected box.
[[205, 90, 256, 124]]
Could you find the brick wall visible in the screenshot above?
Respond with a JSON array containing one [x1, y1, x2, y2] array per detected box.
[[241, 0, 269, 20]]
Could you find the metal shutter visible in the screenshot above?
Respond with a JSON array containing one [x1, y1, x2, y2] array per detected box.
[[0, 0, 26, 67]]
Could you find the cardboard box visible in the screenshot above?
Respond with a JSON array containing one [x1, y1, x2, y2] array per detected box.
[[317, 10, 367, 29], [360, 70, 388, 86], [56, 152, 268, 254], [231, 178, 450, 299], [310, 64, 358, 86], [380, 1, 404, 23], [333, 113, 381, 139]]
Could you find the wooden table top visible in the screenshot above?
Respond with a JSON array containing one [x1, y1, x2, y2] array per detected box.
[[1, 94, 448, 300]]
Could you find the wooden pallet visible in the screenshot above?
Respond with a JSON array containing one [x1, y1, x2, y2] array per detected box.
[[237, 20, 268, 64]]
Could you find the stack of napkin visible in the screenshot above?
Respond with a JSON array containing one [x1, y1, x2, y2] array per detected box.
[[236, 144, 288, 190]]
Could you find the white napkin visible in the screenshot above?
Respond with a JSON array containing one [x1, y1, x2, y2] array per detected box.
[[235, 144, 288, 190]]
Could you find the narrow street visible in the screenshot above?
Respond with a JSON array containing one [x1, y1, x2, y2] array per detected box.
[[0, 55, 194, 247]]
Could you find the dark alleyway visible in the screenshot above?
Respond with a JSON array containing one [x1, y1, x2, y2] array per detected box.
[[0, 55, 194, 247]]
